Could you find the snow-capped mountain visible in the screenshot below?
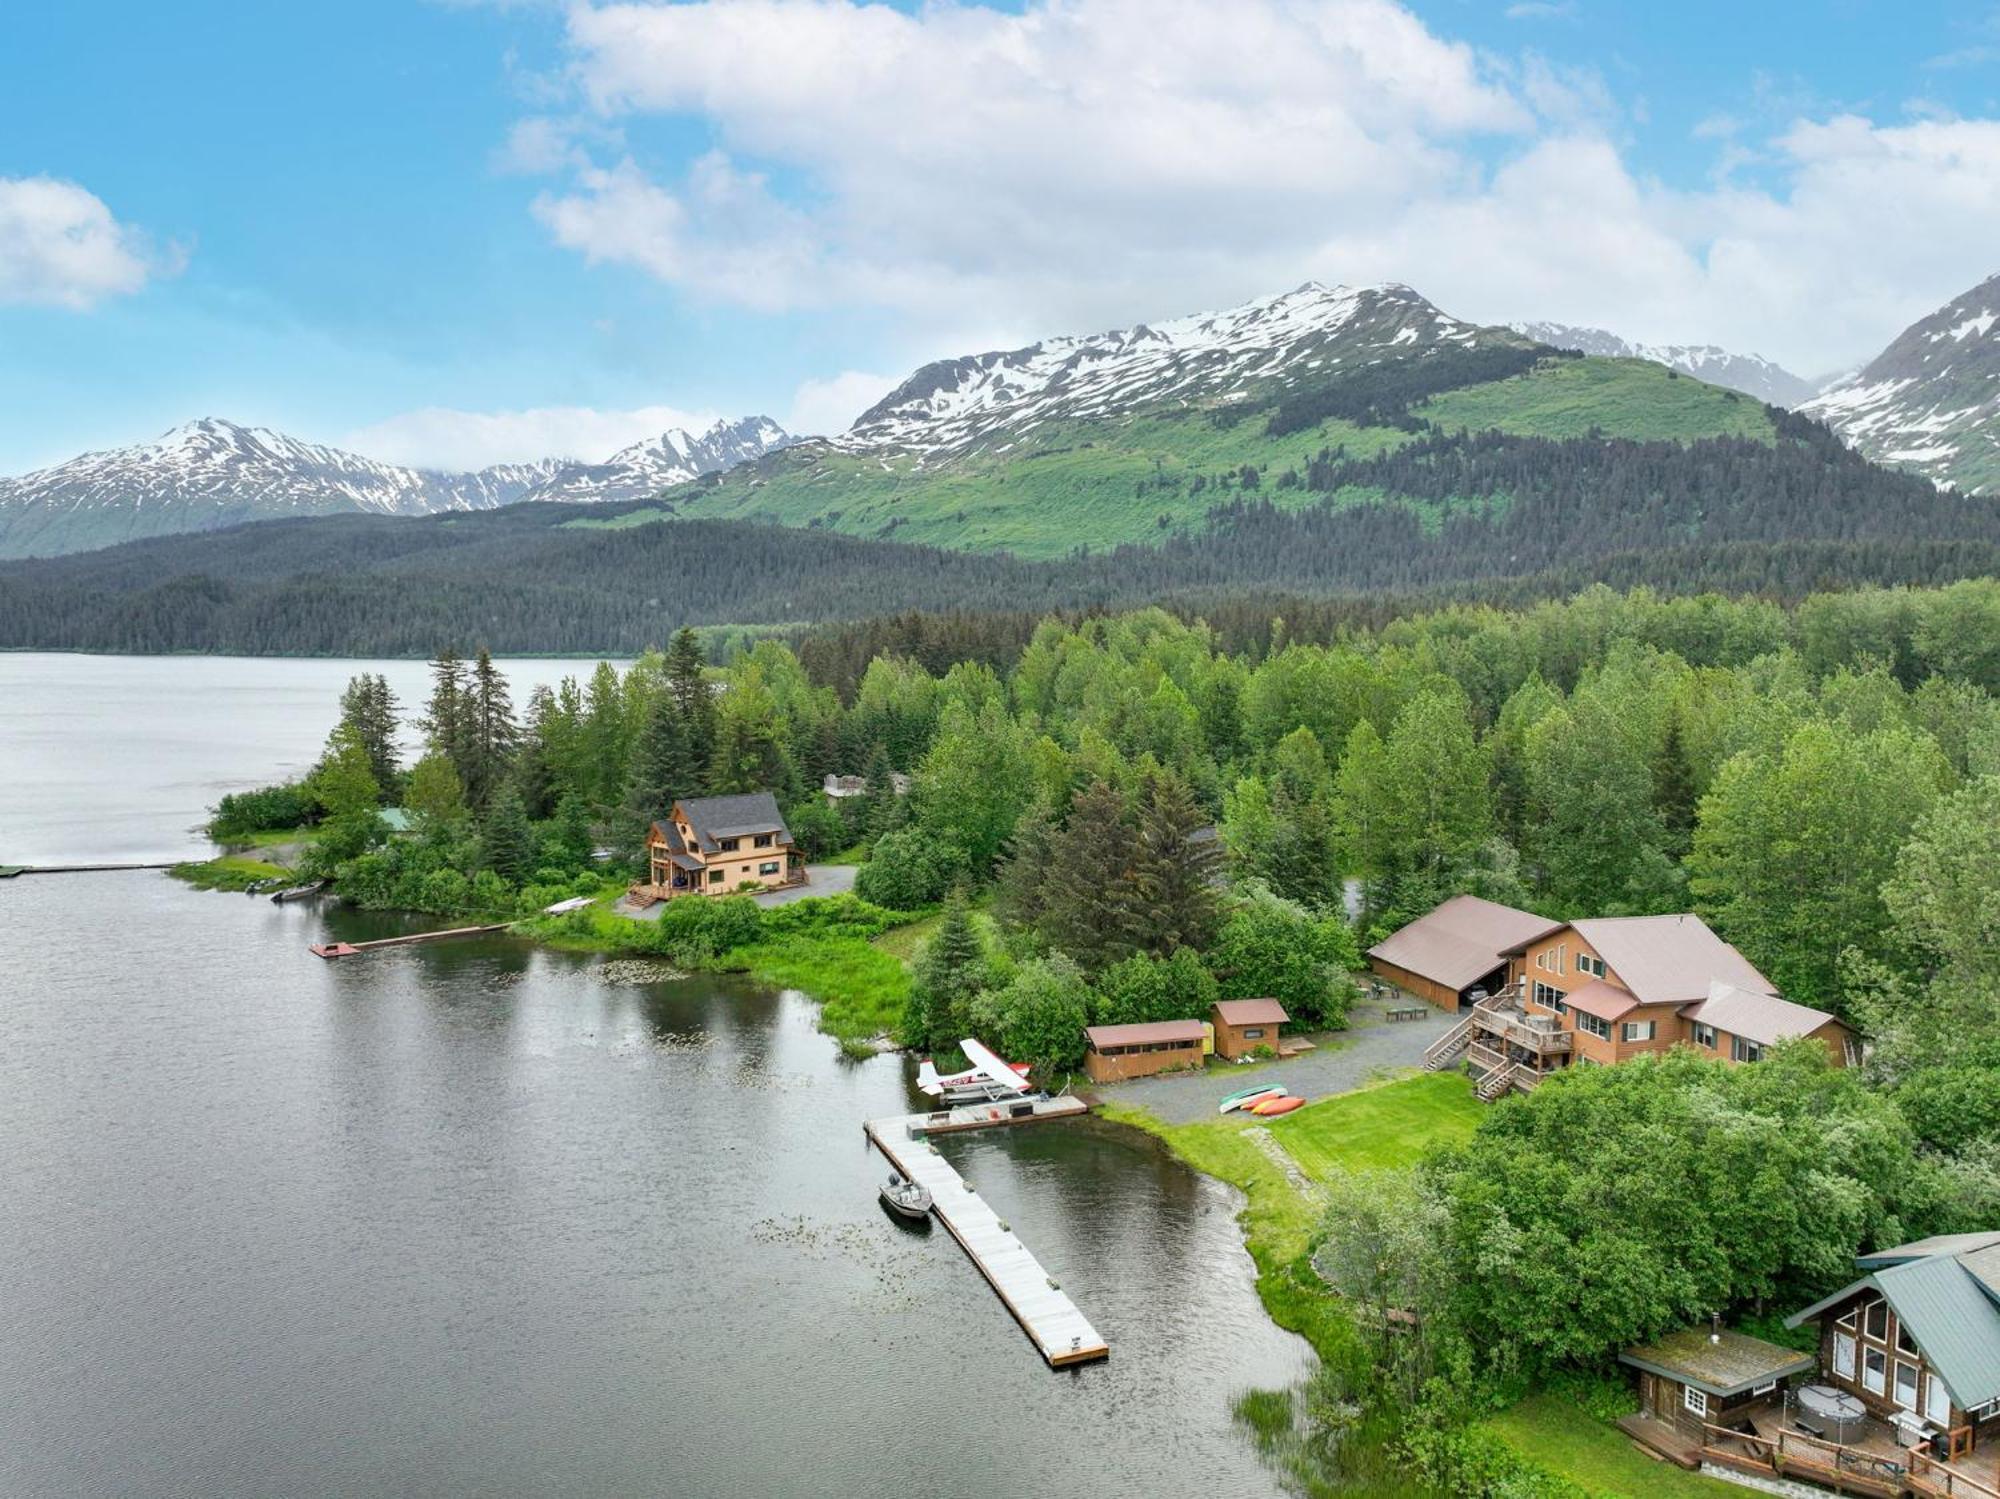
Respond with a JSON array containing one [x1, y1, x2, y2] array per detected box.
[[0, 414, 791, 558], [517, 416, 793, 504], [842, 282, 1504, 456], [1800, 274, 2000, 495], [1512, 322, 1817, 407]]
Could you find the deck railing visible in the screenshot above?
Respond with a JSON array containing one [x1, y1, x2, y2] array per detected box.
[[1700, 1421, 1920, 1498], [1907, 1447, 2000, 1499]]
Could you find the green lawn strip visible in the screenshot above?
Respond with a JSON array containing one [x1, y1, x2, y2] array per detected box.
[[1484, 1395, 1746, 1498], [1265, 1070, 1482, 1177], [212, 825, 313, 850], [726, 935, 909, 1054], [168, 855, 292, 891]]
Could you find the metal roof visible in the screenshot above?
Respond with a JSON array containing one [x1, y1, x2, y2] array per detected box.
[[1084, 1020, 1207, 1048], [1565, 914, 1774, 1008], [1620, 1328, 1817, 1397], [1787, 1238, 2000, 1410], [1856, 1232, 2000, 1270], [1212, 998, 1289, 1027], [1562, 978, 1643, 1022], [1683, 981, 1843, 1048], [1367, 895, 1562, 991]]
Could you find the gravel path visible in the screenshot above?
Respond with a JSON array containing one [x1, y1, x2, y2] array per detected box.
[[1108, 995, 1460, 1124], [610, 862, 859, 920]]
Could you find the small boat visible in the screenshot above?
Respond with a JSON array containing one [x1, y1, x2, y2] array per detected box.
[[1250, 1095, 1305, 1117], [1219, 1084, 1286, 1115], [878, 1172, 933, 1221], [271, 880, 326, 903]]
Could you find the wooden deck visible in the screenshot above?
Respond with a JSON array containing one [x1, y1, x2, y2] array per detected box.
[[309, 922, 513, 959], [1700, 1410, 2000, 1499], [865, 1101, 1108, 1368]]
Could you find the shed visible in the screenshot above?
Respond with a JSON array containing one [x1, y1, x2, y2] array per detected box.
[[1211, 998, 1289, 1061], [1621, 1327, 1816, 1442], [1367, 895, 1562, 1010], [1083, 1019, 1207, 1083]]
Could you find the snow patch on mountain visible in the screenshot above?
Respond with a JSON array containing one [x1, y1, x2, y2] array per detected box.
[[1511, 322, 1817, 407], [842, 282, 1499, 456], [518, 416, 793, 504]]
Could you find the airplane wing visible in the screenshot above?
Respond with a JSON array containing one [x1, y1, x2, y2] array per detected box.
[[958, 1038, 1033, 1093]]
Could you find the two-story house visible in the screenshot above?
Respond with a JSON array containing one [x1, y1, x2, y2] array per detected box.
[[1419, 910, 1857, 1100], [1787, 1232, 2000, 1463], [637, 792, 803, 903]]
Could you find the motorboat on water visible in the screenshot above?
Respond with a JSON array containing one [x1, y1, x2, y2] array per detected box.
[[878, 1172, 934, 1221]]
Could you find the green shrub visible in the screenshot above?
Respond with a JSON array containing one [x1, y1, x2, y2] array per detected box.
[[208, 781, 316, 841], [854, 828, 966, 909]]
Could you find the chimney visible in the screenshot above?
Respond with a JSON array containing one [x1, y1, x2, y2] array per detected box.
[[1711, 1312, 1722, 1345]]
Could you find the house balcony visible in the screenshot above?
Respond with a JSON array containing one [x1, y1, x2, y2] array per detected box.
[[1468, 1000, 1572, 1055], [1690, 1401, 2000, 1499]]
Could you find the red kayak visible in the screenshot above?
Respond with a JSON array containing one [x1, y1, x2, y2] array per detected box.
[[1249, 1095, 1305, 1116]]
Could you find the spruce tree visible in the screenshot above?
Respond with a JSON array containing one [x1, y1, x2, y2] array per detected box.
[[1038, 780, 1142, 972], [1128, 771, 1222, 955], [906, 890, 987, 1054], [992, 794, 1059, 933], [547, 790, 595, 871], [622, 689, 696, 858], [480, 786, 535, 886], [422, 647, 469, 773], [338, 673, 401, 798], [862, 742, 907, 837], [464, 648, 519, 809]]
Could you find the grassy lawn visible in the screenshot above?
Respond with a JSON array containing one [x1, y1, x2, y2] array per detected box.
[[869, 900, 995, 965], [729, 936, 909, 1054], [1267, 1070, 1482, 1177], [1486, 1396, 1746, 1498], [212, 826, 310, 851], [168, 855, 292, 891]]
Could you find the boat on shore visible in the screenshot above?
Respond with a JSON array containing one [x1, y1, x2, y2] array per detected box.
[[1249, 1094, 1304, 1117], [1218, 1084, 1285, 1115], [270, 880, 326, 903], [878, 1172, 933, 1221]]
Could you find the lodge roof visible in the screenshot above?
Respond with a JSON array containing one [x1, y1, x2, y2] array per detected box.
[[1619, 1328, 1816, 1398], [1544, 914, 1774, 1009], [1562, 978, 1643, 1022], [1683, 980, 1842, 1048], [1367, 895, 1563, 992], [1788, 1230, 2000, 1410], [1084, 1020, 1207, 1049], [654, 792, 791, 853], [1212, 998, 1288, 1027]]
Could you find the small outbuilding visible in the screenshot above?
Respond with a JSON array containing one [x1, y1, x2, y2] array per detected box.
[[1083, 1019, 1207, 1083], [1367, 894, 1562, 1010], [1211, 998, 1289, 1061], [1620, 1327, 1816, 1443]]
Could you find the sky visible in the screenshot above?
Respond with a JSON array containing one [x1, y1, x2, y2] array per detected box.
[[2, 0, 1997, 476]]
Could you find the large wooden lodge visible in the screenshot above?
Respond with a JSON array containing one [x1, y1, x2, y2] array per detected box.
[[634, 792, 804, 903]]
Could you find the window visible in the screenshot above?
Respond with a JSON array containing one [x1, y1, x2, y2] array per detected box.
[[1692, 1023, 1717, 1048], [1578, 954, 1606, 978], [1622, 1020, 1656, 1043], [1864, 1301, 1888, 1342], [719, 837, 740, 852], [1925, 1373, 1952, 1426], [1556, 944, 1567, 975], [1243, 1027, 1265, 1039], [708, 869, 725, 885], [1752, 1381, 1778, 1397], [1897, 1321, 1918, 1356], [1863, 1348, 1887, 1396], [1894, 1361, 1919, 1412], [1536, 950, 1551, 972], [1577, 1012, 1611, 1040], [754, 833, 774, 848], [758, 861, 781, 877], [1683, 1386, 1709, 1418], [1532, 981, 1567, 1012], [1834, 1331, 1857, 1380], [1732, 1036, 1764, 1064]]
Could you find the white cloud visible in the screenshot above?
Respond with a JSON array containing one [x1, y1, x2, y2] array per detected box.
[[786, 369, 898, 438], [513, 0, 2000, 376], [342, 402, 718, 470], [0, 176, 170, 309]]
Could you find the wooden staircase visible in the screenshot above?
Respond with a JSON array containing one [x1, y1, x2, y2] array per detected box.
[[1422, 1017, 1472, 1072]]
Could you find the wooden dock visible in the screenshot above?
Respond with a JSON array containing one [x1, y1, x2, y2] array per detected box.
[[310, 923, 512, 959], [0, 861, 178, 878], [865, 1098, 1109, 1368]]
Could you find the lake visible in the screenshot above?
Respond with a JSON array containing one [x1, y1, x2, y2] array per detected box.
[[0, 655, 1311, 1497]]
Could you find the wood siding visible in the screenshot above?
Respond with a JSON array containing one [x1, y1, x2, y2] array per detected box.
[[1213, 1019, 1283, 1060], [1084, 1038, 1204, 1083], [1367, 958, 1465, 1011]]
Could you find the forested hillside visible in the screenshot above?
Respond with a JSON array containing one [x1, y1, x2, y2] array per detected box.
[[3, 409, 1995, 655]]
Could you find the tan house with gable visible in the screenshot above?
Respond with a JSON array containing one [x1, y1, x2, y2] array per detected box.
[[636, 792, 804, 903], [1420, 909, 1858, 1100]]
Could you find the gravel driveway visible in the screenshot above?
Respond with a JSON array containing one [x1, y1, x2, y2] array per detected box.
[[1107, 995, 1460, 1124]]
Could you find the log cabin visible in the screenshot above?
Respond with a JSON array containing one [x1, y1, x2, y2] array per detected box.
[[635, 792, 804, 903]]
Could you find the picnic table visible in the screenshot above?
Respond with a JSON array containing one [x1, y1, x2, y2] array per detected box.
[[1386, 1005, 1430, 1023]]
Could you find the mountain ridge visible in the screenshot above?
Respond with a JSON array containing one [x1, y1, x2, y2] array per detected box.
[[0, 413, 793, 559], [1508, 321, 1819, 407]]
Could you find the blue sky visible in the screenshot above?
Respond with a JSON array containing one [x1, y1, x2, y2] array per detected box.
[[2, 0, 1997, 474]]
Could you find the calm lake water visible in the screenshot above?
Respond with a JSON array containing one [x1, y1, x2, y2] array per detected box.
[[0, 655, 1311, 1496]]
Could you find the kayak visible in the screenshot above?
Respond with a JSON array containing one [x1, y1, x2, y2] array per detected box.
[[1218, 1084, 1286, 1115], [1249, 1095, 1305, 1116]]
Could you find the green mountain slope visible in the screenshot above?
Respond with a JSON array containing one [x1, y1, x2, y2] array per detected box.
[[658, 353, 1774, 558]]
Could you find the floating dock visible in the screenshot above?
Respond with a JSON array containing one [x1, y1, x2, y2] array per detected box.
[[0, 862, 177, 878], [310, 922, 512, 959], [865, 1097, 1108, 1368]]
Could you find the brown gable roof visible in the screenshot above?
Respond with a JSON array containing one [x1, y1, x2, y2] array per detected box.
[[1566, 914, 1773, 1008], [1212, 998, 1288, 1027], [1085, 1020, 1207, 1048], [1368, 894, 1563, 992], [1563, 978, 1642, 1022], [1683, 980, 1842, 1047]]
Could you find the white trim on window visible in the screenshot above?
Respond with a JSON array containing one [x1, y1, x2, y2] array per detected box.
[[1683, 1385, 1709, 1418], [1863, 1347, 1887, 1396], [1925, 1373, 1953, 1427], [1893, 1360, 1919, 1412], [1834, 1331, 1857, 1380]]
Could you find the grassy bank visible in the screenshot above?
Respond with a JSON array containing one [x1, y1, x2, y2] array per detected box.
[[168, 855, 292, 891], [1483, 1395, 1744, 1497]]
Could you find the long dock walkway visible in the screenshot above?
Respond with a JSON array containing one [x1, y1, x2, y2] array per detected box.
[[865, 1098, 1108, 1368], [310, 923, 512, 959], [0, 862, 178, 878]]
